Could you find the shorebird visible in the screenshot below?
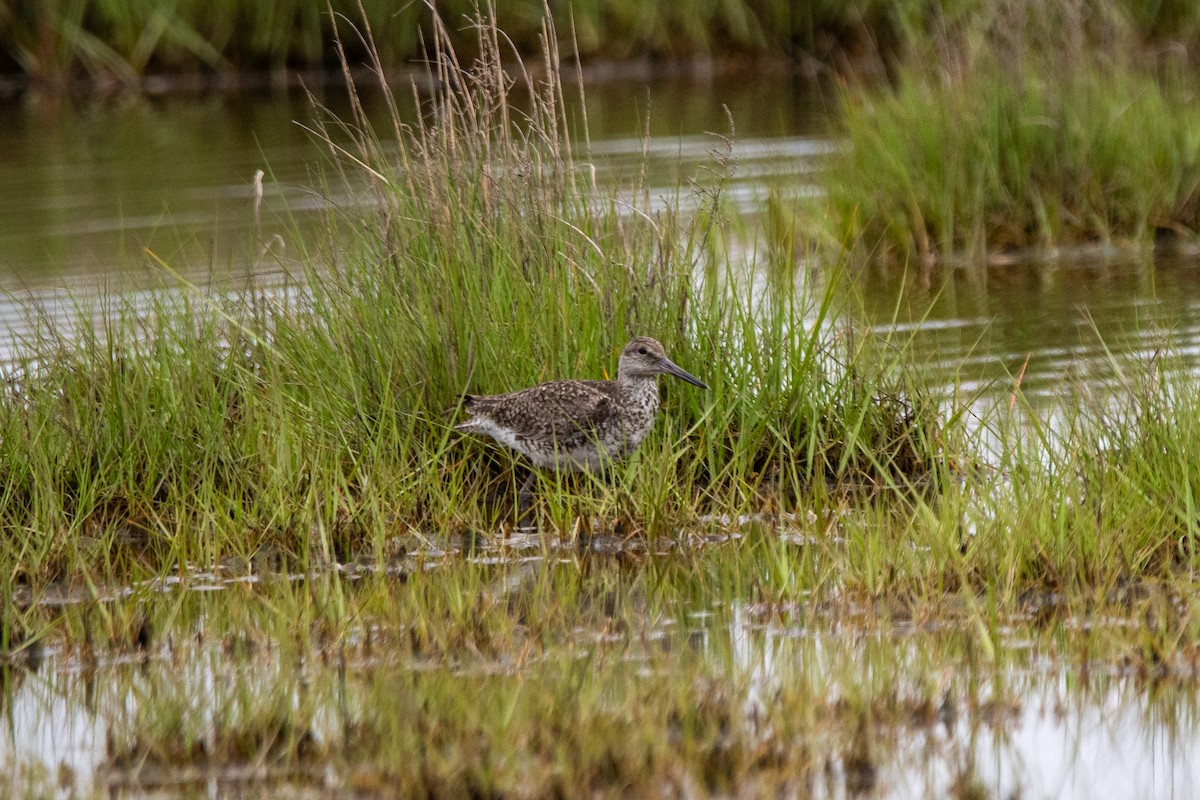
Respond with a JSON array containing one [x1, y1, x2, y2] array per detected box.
[[455, 337, 708, 473]]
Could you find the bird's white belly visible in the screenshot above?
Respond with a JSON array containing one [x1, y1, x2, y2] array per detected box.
[[552, 422, 652, 472], [469, 419, 547, 463], [470, 416, 653, 472]]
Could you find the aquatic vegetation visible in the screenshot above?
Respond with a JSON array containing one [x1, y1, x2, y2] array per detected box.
[[1, 1, 1198, 663], [0, 9, 943, 594], [826, 56, 1200, 260], [8, 524, 1200, 798]]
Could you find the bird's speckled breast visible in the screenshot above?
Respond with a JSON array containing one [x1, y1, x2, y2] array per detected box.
[[609, 376, 659, 457]]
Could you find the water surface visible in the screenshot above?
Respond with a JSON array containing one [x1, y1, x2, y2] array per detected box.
[[4, 569, 1198, 799], [3, 77, 1197, 402]]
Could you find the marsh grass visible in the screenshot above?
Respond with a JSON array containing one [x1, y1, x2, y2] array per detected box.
[[1068, 346, 1200, 571], [22, 561, 1000, 793], [10, 382, 1200, 797], [827, 54, 1200, 261], [2, 7, 1198, 647], [10, 7, 1200, 797], [1, 8, 1199, 658], [0, 8, 951, 598]]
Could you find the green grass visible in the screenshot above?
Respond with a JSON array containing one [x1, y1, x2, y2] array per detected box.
[[0, 10, 945, 594], [825, 57, 1200, 261], [1, 2, 1198, 651], [2, 7, 1199, 638]]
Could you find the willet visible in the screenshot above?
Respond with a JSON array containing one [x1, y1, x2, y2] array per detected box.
[[455, 337, 708, 474]]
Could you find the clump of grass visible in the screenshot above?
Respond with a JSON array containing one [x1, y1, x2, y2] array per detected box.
[[826, 55, 1200, 261], [1068, 347, 1200, 571], [0, 8, 946, 590], [891, 333, 1200, 616]]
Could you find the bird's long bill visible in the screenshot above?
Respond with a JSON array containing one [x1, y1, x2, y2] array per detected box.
[[659, 356, 709, 389]]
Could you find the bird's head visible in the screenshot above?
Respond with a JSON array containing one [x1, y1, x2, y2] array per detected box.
[[618, 337, 708, 388]]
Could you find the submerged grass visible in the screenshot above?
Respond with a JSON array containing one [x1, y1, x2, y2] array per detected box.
[[24, 567, 1002, 796], [12, 529, 1200, 797]]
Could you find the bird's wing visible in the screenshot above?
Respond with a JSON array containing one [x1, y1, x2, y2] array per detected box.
[[521, 381, 618, 439], [472, 380, 617, 441]]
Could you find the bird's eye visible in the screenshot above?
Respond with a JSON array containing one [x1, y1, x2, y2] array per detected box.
[[637, 347, 647, 355]]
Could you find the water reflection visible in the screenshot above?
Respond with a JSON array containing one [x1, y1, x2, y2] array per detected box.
[[0, 74, 828, 286], [722, 603, 1200, 800], [960, 679, 1200, 800], [4, 585, 1200, 799], [0, 93, 319, 287], [852, 256, 1200, 407]]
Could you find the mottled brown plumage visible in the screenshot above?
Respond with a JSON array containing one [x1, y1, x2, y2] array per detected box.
[[455, 337, 707, 472]]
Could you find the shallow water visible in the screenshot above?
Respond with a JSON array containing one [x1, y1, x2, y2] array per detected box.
[[5, 74, 1200, 797], [3, 78, 1198, 402], [4, 567, 1199, 799]]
